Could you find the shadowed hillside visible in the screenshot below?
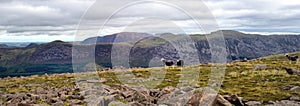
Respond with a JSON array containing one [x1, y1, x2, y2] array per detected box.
[[1, 30, 300, 77]]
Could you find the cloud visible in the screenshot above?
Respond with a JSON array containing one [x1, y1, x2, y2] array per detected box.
[[205, 0, 300, 33], [1, 0, 300, 42], [0, 0, 94, 26]]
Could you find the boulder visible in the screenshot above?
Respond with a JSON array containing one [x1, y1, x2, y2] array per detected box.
[[224, 95, 244, 106], [290, 86, 300, 92], [164, 89, 232, 106], [284, 67, 300, 75], [186, 90, 232, 106], [215, 95, 233, 106]]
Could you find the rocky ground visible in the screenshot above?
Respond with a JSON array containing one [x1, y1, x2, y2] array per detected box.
[[0, 76, 299, 106], [0, 59, 300, 106]]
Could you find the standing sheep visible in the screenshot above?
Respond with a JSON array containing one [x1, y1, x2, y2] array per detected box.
[[161, 58, 174, 67], [285, 54, 299, 64], [176, 60, 184, 67]]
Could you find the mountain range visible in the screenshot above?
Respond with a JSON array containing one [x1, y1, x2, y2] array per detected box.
[[1, 30, 300, 77]]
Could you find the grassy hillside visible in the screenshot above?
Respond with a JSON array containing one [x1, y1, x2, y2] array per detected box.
[[262, 51, 300, 60], [0, 59, 299, 105]]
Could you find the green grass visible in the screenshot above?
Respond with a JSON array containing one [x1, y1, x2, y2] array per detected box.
[[262, 51, 300, 61]]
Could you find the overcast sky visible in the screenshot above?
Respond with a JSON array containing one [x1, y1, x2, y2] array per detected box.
[[1, 0, 300, 42]]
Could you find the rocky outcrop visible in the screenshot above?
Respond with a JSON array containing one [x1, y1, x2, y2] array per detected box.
[[1, 86, 84, 105], [0, 76, 299, 106], [284, 67, 300, 75], [0, 82, 233, 105], [224, 95, 244, 106]]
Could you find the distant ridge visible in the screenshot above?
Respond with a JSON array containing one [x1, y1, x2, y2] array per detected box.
[[1, 30, 300, 77], [81, 32, 152, 44]]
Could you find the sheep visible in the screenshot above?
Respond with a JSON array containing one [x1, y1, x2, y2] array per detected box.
[[241, 58, 248, 62], [176, 60, 184, 67], [285, 54, 299, 64], [161, 58, 174, 66], [161, 58, 184, 69]]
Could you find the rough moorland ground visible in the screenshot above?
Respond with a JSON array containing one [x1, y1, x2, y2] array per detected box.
[[0, 58, 299, 105]]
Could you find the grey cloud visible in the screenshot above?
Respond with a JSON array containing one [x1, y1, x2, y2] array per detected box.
[[1, 0, 300, 40], [6, 26, 75, 33], [0, 0, 94, 26]]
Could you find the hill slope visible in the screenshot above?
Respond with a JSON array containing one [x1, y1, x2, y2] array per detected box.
[[0, 59, 299, 105], [1, 30, 300, 76]]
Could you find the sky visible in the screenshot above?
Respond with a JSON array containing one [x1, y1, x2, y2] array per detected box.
[[1, 0, 300, 42]]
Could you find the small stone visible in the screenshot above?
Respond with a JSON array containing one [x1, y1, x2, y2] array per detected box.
[[129, 101, 143, 106], [107, 78, 113, 82], [87, 80, 100, 83], [180, 86, 194, 92], [25, 83, 39, 87], [50, 98, 62, 104], [69, 99, 82, 105], [245, 101, 262, 106], [290, 86, 300, 92], [59, 94, 67, 101], [108, 101, 128, 106], [17, 103, 32, 106], [267, 100, 276, 104], [136, 73, 143, 77], [121, 91, 134, 98], [68, 95, 84, 100], [166, 79, 172, 82], [176, 74, 183, 77], [99, 78, 108, 83], [162, 86, 175, 94], [149, 89, 162, 98], [290, 96, 300, 101], [52, 101, 64, 106], [0, 91, 5, 95], [35, 87, 46, 94]]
